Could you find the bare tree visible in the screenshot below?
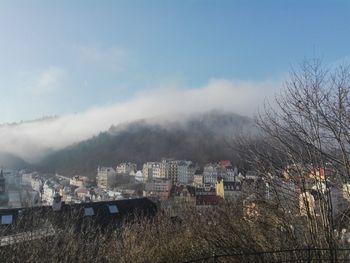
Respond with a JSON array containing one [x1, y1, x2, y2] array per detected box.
[[246, 59, 350, 259]]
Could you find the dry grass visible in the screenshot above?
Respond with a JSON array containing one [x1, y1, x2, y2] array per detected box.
[[0, 199, 346, 263]]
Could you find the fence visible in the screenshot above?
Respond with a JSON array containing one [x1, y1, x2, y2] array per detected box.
[[184, 248, 350, 263]]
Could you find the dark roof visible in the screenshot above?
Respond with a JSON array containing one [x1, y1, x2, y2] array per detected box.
[[194, 169, 203, 175], [171, 185, 196, 197], [0, 198, 157, 238]]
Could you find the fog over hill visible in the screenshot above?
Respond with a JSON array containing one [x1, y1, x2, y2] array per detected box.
[[36, 110, 255, 178], [0, 152, 28, 170], [0, 79, 276, 165]]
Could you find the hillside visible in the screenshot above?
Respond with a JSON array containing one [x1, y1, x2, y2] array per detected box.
[[37, 111, 255, 178], [0, 152, 29, 169]]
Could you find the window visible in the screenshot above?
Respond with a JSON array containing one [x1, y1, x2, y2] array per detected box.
[[108, 205, 119, 214], [1, 215, 13, 225], [84, 207, 94, 216]]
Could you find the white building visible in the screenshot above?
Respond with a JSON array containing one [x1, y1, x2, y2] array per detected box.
[[203, 164, 218, 185], [142, 162, 161, 180], [22, 172, 35, 186], [70, 176, 90, 188], [31, 177, 43, 192], [116, 162, 137, 176], [42, 181, 59, 205]]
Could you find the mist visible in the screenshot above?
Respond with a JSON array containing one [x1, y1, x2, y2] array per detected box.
[[0, 78, 280, 163]]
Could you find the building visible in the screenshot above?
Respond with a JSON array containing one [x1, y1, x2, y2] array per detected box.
[[42, 180, 59, 205], [0, 170, 9, 207], [159, 159, 179, 183], [74, 187, 90, 201], [144, 179, 172, 200], [31, 176, 43, 193], [195, 184, 222, 208], [2, 170, 20, 188], [0, 198, 157, 246], [193, 169, 203, 188], [142, 162, 161, 180], [116, 162, 137, 176], [177, 161, 195, 185], [21, 172, 35, 186], [70, 176, 90, 188], [97, 167, 116, 189], [172, 185, 196, 204], [216, 178, 242, 200], [203, 164, 218, 185]]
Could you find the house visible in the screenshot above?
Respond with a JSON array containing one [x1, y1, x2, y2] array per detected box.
[[116, 162, 137, 176], [177, 161, 195, 185], [96, 167, 116, 189], [142, 162, 161, 180], [216, 178, 242, 200], [172, 185, 196, 204], [193, 169, 203, 188], [202, 164, 218, 186], [144, 179, 172, 200], [195, 183, 222, 208], [70, 176, 91, 188], [42, 180, 60, 205], [160, 159, 179, 183], [0, 198, 157, 246]]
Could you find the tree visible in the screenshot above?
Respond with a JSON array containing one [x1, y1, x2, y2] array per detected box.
[[245, 59, 350, 258]]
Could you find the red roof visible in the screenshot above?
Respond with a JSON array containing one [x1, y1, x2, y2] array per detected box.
[[218, 160, 231, 168]]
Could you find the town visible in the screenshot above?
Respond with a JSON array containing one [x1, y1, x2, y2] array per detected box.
[[0, 159, 349, 222]]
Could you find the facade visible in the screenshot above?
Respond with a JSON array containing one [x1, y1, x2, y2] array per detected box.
[[216, 179, 242, 200], [31, 176, 43, 192], [177, 161, 195, 185], [195, 184, 222, 208], [142, 162, 161, 180], [3, 170, 21, 188], [203, 164, 218, 185], [193, 174, 203, 188], [0, 170, 9, 207], [144, 179, 172, 200], [70, 176, 90, 188], [21, 172, 34, 186], [42, 180, 59, 205], [159, 159, 178, 182], [116, 162, 137, 176], [159, 159, 170, 179], [97, 167, 116, 189]]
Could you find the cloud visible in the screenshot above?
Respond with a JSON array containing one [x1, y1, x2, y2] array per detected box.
[[0, 78, 281, 163]]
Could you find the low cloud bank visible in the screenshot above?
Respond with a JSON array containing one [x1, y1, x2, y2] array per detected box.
[[0, 78, 280, 163]]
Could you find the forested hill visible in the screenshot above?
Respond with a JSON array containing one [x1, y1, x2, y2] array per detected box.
[[0, 152, 29, 170], [37, 111, 254, 178]]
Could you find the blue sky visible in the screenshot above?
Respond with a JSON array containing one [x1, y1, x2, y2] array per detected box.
[[0, 0, 350, 123]]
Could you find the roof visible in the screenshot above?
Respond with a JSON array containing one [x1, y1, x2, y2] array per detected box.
[[0, 198, 157, 241], [171, 185, 196, 197]]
